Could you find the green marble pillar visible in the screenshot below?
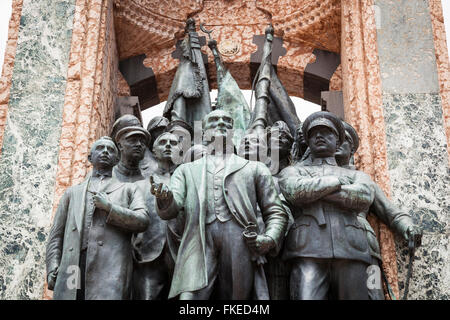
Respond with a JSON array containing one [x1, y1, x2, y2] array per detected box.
[[0, 0, 76, 299], [375, 0, 449, 299]]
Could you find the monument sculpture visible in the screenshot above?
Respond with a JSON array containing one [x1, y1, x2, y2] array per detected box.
[[151, 109, 289, 299], [250, 25, 300, 136], [44, 18, 425, 301], [45, 136, 149, 300], [279, 111, 422, 299], [205, 25, 251, 146], [279, 111, 378, 299]]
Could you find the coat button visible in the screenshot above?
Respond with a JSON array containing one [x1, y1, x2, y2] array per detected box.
[[98, 241, 103, 246], [72, 227, 76, 231], [69, 248, 73, 251], [224, 188, 228, 194]]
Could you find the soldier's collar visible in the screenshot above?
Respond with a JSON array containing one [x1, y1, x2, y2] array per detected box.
[[116, 161, 142, 177], [310, 156, 338, 166]]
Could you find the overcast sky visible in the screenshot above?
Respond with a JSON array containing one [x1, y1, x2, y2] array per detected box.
[[0, 0, 449, 127]]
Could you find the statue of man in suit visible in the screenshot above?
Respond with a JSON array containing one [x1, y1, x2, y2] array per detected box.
[[46, 136, 149, 300], [151, 109, 289, 300], [279, 111, 376, 300]]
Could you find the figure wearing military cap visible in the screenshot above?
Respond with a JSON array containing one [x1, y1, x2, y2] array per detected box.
[[147, 116, 170, 149], [335, 121, 421, 300], [140, 116, 170, 179], [110, 114, 143, 145], [111, 115, 150, 183], [279, 111, 376, 300]]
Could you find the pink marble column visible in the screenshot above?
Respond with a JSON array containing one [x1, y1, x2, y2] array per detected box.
[[341, 0, 399, 299]]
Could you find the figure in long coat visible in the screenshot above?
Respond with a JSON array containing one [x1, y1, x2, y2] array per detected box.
[[151, 109, 289, 300], [46, 136, 149, 300]]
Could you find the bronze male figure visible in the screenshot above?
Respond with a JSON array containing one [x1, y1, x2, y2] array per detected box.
[[279, 111, 375, 300], [151, 109, 289, 300], [46, 137, 149, 300]]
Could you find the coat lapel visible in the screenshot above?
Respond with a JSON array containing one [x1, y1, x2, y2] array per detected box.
[[102, 176, 125, 194], [74, 173, 91, 234], [224, 153, 248, 180]]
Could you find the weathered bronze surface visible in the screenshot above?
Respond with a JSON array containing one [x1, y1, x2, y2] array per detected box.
[[46, 21, 423, 301], [132, 132, 183, 300], [164, 18, 211, 128], [151, 110, 289, 299], [206, 31, 250, 146], [279, 112, 422, 299], [46, 137, 149, 300]]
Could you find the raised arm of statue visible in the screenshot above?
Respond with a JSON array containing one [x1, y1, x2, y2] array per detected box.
[[153, 169, 184, 220]]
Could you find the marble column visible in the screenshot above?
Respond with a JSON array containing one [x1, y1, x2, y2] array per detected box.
[[375, 0, 450, 299], [0, 0, 76, 299], [341, 0, 400, 298]]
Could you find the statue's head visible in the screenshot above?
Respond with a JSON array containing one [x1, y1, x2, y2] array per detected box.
[[185, 18, 196, 33], [88, 136, 119, 169], [238, 131, 268, 162], [302, 111, 345, 158], [115, 125, 150, 164], [290, 122, 308, 162], [152, 132, 181, 164], [147, 116, 169, 149], [111, 114, 143, 143], [335, 121, 360, 166], [203, 109, 234, 144], [267, 121, 293, 158], [165, 120, 193, 158]]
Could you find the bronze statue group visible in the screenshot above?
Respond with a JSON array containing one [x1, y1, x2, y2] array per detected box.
[[46, 20, 421, 300]]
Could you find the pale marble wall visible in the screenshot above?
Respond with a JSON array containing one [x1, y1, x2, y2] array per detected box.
[[0, 0, 76, 299], [375, 0, 450, 299]]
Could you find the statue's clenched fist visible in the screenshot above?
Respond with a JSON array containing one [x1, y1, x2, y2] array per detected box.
[[246, 234, 276, 256]]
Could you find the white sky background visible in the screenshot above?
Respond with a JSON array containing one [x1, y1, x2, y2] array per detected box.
[[0, 0, 449, 126]]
